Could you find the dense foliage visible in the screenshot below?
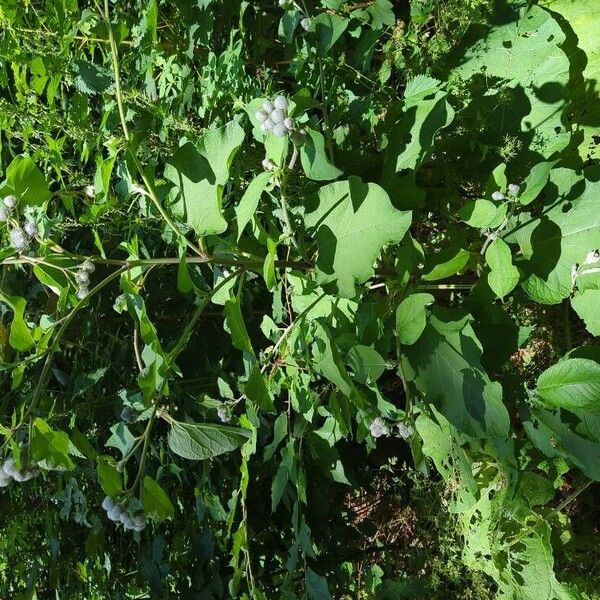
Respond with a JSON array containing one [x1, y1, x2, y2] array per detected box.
[[0, 0, 599, 597]]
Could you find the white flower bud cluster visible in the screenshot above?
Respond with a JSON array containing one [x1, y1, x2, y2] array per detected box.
[[75, 259, 95, 299], [256, 97, 296, 137], [0, 457, 39, 487], [217, 405, 231, 423], [278, 0, 293, 7], [369, 417, 390, 438], [397, 422, 415, 439], [492, 183, 520, 202], [300, 17, 311, 31], [101, 496, 147, 532], [1, 195, 41, 253]]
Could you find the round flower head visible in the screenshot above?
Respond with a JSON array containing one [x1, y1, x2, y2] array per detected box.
[[132, 514, 147, 532], [261, 118, 274, 133], [107, 504, 124, 521], [273, 123, 287, 137], [397, 423, 415, 439], [283, 117, 295, 131], [369, 417, 389, 438], [81, 259, 95, 273], [102, 496, 115, 512], [84, 185, 95, 198], [0, 206, 11, 222], [217, 406, 231, 423], [273, 96, 288, 111], [271, 108, 286, 124], [3, 195, 18, 209], [10, 228, 29, 253], [262, 158, 275, 171], [75, 270, 90, 285], [508, 183, 520, 196], [2, 458, 18, 479], [255, 110, 269, 124], [492, 191, 505, 201], [76, 286, 89, 300], [18, 469, 37, 482], [23, 220, 38, 237], [262, 99, 275, 114], [119, 511, 133, 528], [300, 17, 311, 31], [0, 469, 12, 487]]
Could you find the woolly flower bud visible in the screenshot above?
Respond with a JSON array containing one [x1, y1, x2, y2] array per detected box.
[[84, 185, 95, 198], [81, 259, 96, 273], [273, 96, 288, 111], [273, 123, 287, 137], [2, 458, 18, 479], [300, 17, 311, 31], [102, 496, 115, 512], [3, 195, 18, 209], [255, 110, 269, 124], [278, 0, 290, 6], [76, 287, 89, 300], [369, 417, 389, 438], [119, 512, 134, 528], [261, 119, 274, 133], [271, 108, 286, 124], [0, 206, 10, 222], [217, 406, 231, 423], [262, 99, 275, 114], [75, 270, 90, 285], [132, 514, 147, 532], [16, 469, 37, 482], [262, 158, 275, 171], [397, 423, 414, 439], [10, 228, 29, 252], [492, 191, 505, 201], [23, 220, 38, 237], [283, 117, 295, 131], [508, 183, 520, 196], [0, 469, 12, 487], [106, 505, 124, 522]]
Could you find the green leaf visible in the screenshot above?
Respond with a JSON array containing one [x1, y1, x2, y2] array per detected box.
[[485, 239, 520, 300], [458, 199, 506, 228], [0, 293, 35, 352], [537, 358, 600, 411], [3, 155, 51, 206], [30, 418, 75, 470], [382, 75, 454, 180], [506, 168, 600, 304], [306, 567, 331, 600], [236, 171, 271, 239], [300, 129, 342, 181], [224, 296, 253, 355], [402, 309, 509, 438], [453, 5, 570, 157], [395, 293, 434, 345], [165, 121, 245, 235], [311, 13, 347, 55], [346, 345, 386, 384], [141, 476, 175, 521], [304, 176, 411, 298], [72, 60, 113, 94], [167, 420, 250, 460], [245, 365, 275, 412], [422, 245, 470, 282], [571, 290, 600, 337], [97, 455, 123, 497], [519, 161, 557, 205]]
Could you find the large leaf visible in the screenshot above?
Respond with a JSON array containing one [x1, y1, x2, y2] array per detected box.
[[167, 420, 250, 460], [485, 238, 520, 300], [395, 293, 434, 345], [506, 168, 600, 304], [571, 290, 600, 337], [300, 129, 342, 181], [452, 5, 570, 158], [304, 176, 411, 298], [537, 358, 600, 411], [2, 155, 51, 206], [402, 308, 509, 439], [141, 476, 175, 521], [165, 121, 245, 235]]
